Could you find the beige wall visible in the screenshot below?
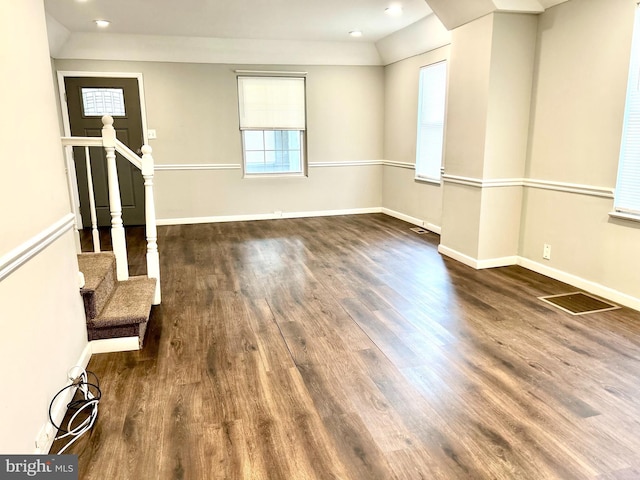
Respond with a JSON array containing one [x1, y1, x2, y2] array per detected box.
[[0, 0, 88, 453], [382, 46, 450, 228], [444, 14, 493, 179], [521, 0, 640, 299], [484, 13, 537, 179], [440, 12, 537, 262], [49, 0, 640, 307], [54, 59, 385, 221]]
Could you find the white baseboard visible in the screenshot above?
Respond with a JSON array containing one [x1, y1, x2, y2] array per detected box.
[[437, 245, 640, 311], [477, 256, 519, 269], [157, 207, 382, 226], [90, 336, 140, 354], [517, 257, 640, 312], [34, 342, 92, 454], [381, 208, 442, 234], [437, 244, 480, 268], [438, 244, 518, 269]]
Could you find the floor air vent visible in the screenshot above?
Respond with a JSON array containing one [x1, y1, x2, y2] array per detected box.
[[410, 227, 429, 234], [538, 292, 620, 315]]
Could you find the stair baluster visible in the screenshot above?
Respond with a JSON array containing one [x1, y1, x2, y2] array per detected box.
[[84, 146, 101, 252], [101, 115, 129, 281], [141, 145, 161, 305]]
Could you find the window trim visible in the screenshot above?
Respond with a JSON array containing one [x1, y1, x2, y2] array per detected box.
[[612, 5, 640, 221], [415, 60, 448, 184], [236, 74, 308, 178]]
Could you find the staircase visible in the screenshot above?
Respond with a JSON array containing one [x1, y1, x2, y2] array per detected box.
[[78, 252, 156, 347], [62, 115, 161, 351]]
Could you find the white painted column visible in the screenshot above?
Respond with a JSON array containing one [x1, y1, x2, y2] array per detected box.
[[101, 115, 129, 280], [141, 145, 161, 305]]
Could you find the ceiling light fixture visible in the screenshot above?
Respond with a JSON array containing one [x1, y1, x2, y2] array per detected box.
[[385, 5, 403, 16], [349, 30, 363, 38], [94, 19, 110, 28]]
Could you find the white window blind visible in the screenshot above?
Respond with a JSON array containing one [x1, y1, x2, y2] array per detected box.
[[415, 61, 447, 182], [237, 76, 306, 130], [615, 6, 640, 216]]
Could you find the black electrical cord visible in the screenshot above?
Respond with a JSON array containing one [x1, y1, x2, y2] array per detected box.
[[48, 369, 102, 454]]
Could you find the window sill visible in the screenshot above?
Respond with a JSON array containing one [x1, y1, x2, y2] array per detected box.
[[609, 211, 640, 223], [414, 176, 441, 186], [243, 173, 307, 179]]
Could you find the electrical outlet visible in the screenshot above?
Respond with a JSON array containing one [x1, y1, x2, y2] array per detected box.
[[543, 243, 551, 260], [274, 210, 283, 218], [147, 129, 157, 139], [35, 424, 54, 453]]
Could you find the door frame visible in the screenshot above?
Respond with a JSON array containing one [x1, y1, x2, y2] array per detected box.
[[57, 71, 150, 229]]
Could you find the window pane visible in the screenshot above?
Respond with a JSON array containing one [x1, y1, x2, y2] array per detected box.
[[242, 129, 304, 175], [244, 130, 264, 151], [415, 61, 447, 181], [81, 88, 126, 116], [288, 151, 301, 171], [615, 6, 640, 216], [265, 151, 276, 165], [264, 130, 276, 151], [287, 131, 301, 150], [245, 150, 265, 166]]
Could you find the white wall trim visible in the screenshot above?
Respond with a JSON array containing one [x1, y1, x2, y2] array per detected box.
[[34, 342, 92, 454], [309, 160, 383, 168], [383, 160, 415, 170], [0, 214, 75, 283], [518, 257, 640, 312], [90, 337, 140, 354], [155, 163, 241, 171], [155, 161, 384, 171], [441, 174, 614, 198], [158, 207, 382, 226], [382, 208, 441, 234], [442, 174, 524, 188], [524, 178, 614, 198]]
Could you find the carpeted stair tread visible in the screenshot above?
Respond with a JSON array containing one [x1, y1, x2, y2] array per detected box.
[[78, 252, 115, 289], [78, 252, 116, 320], [89, 276, 156, 329]]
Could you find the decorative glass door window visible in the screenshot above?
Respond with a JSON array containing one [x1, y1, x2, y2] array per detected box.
[[81, 88, 126, 116]]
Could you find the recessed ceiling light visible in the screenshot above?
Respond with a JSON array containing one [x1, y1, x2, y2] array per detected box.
[[94, 19, 110, 28], [385, 5, 403, 16], [349, 30, 363, 38]]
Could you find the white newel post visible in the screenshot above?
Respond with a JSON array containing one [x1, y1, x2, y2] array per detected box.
[[141, 145, 161, 305], [101, 115, 129, 281]]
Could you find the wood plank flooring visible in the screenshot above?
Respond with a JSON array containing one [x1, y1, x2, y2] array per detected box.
[[70, 214, 640, 479]]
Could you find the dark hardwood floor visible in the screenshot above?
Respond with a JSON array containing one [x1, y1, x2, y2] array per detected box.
[[70, 214, 640, 479]]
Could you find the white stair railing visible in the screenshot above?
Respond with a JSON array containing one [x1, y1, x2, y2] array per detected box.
[[61, 115, 161, 305]]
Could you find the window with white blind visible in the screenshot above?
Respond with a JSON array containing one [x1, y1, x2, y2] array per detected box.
[[614, 6, 640, 219], [415, 61, 447, 183], [237, 76, 306, 176]]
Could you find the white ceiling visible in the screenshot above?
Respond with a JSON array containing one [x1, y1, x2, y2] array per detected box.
[[44, 0, 434, 43]]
